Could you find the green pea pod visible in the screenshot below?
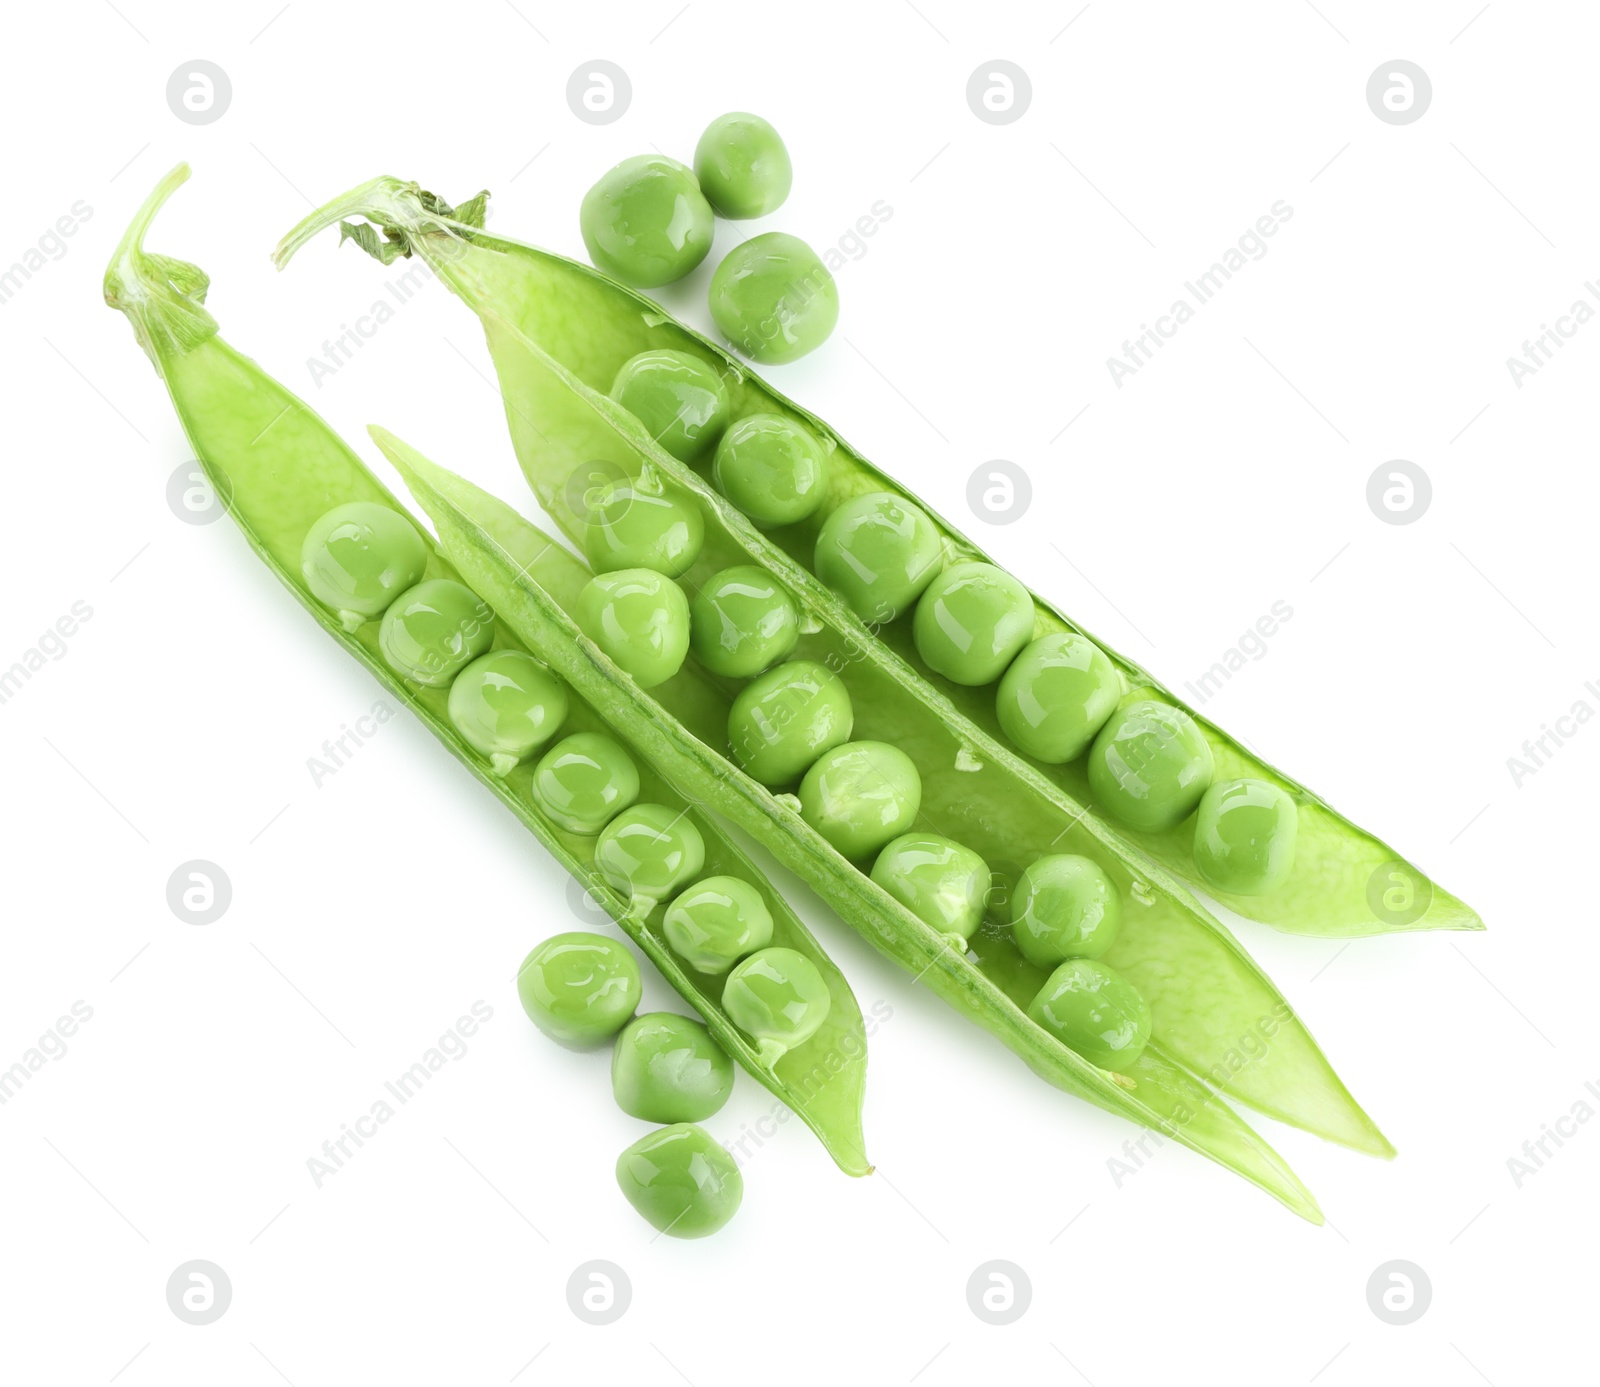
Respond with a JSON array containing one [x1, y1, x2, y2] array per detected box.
[[276, 178, 1480, 939], [104, 165, 871, 1178], [371, 426, 1347, 1223]]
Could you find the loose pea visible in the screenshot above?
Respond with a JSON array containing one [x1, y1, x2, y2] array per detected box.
[[447, 650, 568, 775], [584, 480, 705, 577], [579, 155, 714, 289], [610, 350, 730, 462], [870, 833, 990, 944], [516, 931, 641, 1046], [301, 502, 428, 630], [576, 568, 691, 688], [813, 492, 943, 623], [611, 1012, 735, 1123], [1088, 700, 1215, 832], [378, 579, 495, 687], [913, 562, 1035, 687], [663, 875, 775, 973], [694, 112, 792, 219], [712, 413, 829, 527], [615, 1122, 743, 1239], [689, 566, 799, 678], [1011, 855, 1121, 966], [1192, 778, 1299, 897], [595, 803, 707, 907], [1027, 958, 1152, 1073], [726, 659, 853, 785], [798, 740, 921, 859], [722, 946, 832, 1066], [996, 633, 1121, 763], [709, 232, 839, 364], [529, 732, 640, 834]]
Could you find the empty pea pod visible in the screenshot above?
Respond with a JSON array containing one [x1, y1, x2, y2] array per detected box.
[[106, 166, 871, 1178], [277, 177, 1480, 939]]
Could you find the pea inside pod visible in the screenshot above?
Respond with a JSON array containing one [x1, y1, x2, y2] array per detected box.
[[595, 803, 707, 909], [1193, 778, 1299, 897], [379, 578, 495, 687], [610, 350, 730, 463], [1088, 699, 1215, 832], [447, 649, 568, 775], [722, 946, 832, 1066], [301, 501, 428, 631], [713, 413, 829, 528], [814, 492, 944, 623], [689, 566, 800, 679], [726, 659, 853, 786], [576, 568, 691, 688], [912, 562, 1035, 687], [870, 833, 990, 946], [663, 875, 774, 974], [584, 479, 705, 577], [1028, 958, 1152, 1073], [530, 732, 641, 834], [798, 740, 921, 860]]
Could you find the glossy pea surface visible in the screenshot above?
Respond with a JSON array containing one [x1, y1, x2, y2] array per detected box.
[[584, 482, 705, 577], [726, 659, 853, 786], [595, 803, 706, 905], [1088, 700, 1215, 832], [689, 566, 799, 678], [1011, 854, 1121, 965], [798, 740, 921, 859], [610, 350, 730, 462], [576, 568, 690, 688], [1028, 958, 1152, 1073], [447, 649, 568, 774], [722, 946, 832, 1064], [611, 1012, 735, 1123], [663, 875, 774, 973], [709, 232, 838, 364], [301, 502, 428, 629], [517, 931, 641, 1046], [913, 562, 1035, 687], [694, 112, 792, 219], [1193, 778, 1299, 896], [378, 579, 494, 687], [579, 155, 713, 288], [529, 732, 640, 834], [713, 413, 829, 527], [870, 833, 990, 942], [814, 492, 943, 623], [996, 632, 1121, 762], [615, 1123, 743, 1239]]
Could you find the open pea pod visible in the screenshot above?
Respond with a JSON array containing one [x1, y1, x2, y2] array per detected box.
[[276, 178, 1480, 939], [104, 165, 871, 1177], [373, 428, 1345, 1224]]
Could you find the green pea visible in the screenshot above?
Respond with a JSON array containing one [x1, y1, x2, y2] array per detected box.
[[516, 931, 641, 1046], [594, 803, 707, 907], [301, 502, 428, 631], [663, 875, 775, 973], [712, 413, 829, 527], [529, 732, 640, 834], [996, 633, 1121, 763], [722, 946, 832, 1066], [1088, 700, 1215, 832], [870, 833, 990, 945], [798, 740, 921, 859], [447, 649, 569, 775], [579, 155, 713, 289], [694, 112, 792, 219], [575, 568, 690, 688], [813, 492, 943, 623], [689, 565, 799, 678], [611, 1012, 735, 1123], [378, 579, 495, 687], [1027, 958, 1152, 1073], [1193, 778, 1299, 897], [726, 659, 853, 786], [584, 481, 705, 577], [610, 350, 730, 462], [913, 562, 1035, 687], [615, 1122, 743, 1239], [1011, 855, 1121, 966], [709, 232, 839, 365]]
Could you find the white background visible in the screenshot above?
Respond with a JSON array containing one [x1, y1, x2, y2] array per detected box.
[[2, 1, 1595, 1383]]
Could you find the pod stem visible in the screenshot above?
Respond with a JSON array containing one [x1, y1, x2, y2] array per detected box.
[[103, 163, 219, 366]]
